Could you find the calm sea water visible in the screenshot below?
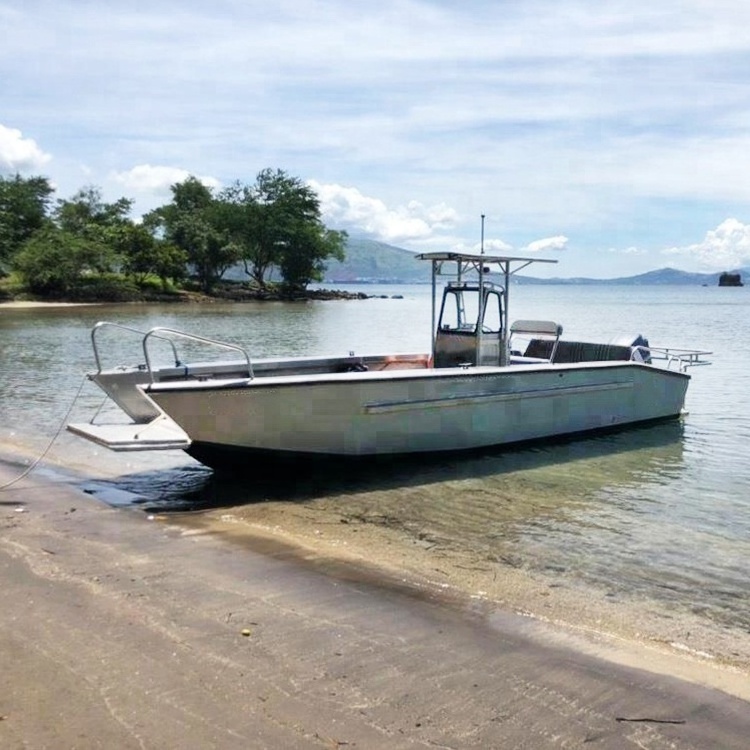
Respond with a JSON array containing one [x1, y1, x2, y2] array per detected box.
[[1, 284, 749, 635]]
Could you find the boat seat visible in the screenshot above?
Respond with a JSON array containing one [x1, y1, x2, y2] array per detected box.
[[510, 320, 563, 363], [522, 339, 634, 364]]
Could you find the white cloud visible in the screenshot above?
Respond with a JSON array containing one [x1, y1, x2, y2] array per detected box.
[[112, 164, 221, 196], [449, 238, 514, 254], [446, 234, 567, 258], [522, 236, 569, 253], [482, 238, 515, 253], [663, 219, 750, 269], [0, 124, 51, 172], [309, 181, 459, 243]]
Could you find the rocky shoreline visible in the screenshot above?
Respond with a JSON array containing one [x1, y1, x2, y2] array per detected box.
[[190, 284, 371, 302], [0, 283, 373, 306]]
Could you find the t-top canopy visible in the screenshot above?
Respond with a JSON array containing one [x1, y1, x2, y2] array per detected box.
[[415, 251, 557, 277], [415, 251, 555, 264], [416, 251, 557, 265]]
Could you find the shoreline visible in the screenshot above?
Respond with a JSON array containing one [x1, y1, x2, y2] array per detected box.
[[2, 454, 750, 749], [0, 286, 370, 309], [4, 417, 750, 705], [0, 300, 102, 308]]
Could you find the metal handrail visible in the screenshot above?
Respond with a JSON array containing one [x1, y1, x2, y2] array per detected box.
[[90, 321, 180, 373], [142, 327, 254, 383], [631, 345, 712, 372]]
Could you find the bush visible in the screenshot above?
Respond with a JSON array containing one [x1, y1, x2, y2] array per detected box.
[[65, 275, 142, 302], [14, 227, 118, 297]]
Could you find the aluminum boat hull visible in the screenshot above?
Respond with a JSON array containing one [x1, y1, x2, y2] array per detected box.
[[144, 360, 689, 467]]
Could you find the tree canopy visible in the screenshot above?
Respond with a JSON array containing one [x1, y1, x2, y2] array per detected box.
[[145, 177, 241, 293], [0, 168, 347, 299], [0, 174, 54, 271], [220, 169, 347, 289]]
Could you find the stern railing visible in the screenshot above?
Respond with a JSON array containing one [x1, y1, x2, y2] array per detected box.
[[632, 345, 711, 372], [91, 321, 180, 374], [90, 321, 254, 382], [142, 327, 253, 382]]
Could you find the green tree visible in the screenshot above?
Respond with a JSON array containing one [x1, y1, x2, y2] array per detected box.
[[13, 225, 113, 296], [44, 185, 135, 283], [6, 181, 144, 298], [0, 174, 55, 271], [149, 177, 239, 292], [215, 181, 266, 284], [55, 186, 132, 236], [54, 186, 133, 271], [222, 168, 347, 289], [279, 225, 347, 290], [115, 222, 187, 289]]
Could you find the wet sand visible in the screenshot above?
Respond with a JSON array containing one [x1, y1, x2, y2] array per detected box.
[[178, 499, 750, 698], [2, 453, 750, 749]]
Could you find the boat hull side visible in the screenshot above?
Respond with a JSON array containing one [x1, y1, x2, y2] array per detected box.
[[148, 363, 690, 464], [185, 414, 683, 471]]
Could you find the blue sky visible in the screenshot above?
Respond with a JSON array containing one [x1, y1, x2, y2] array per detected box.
[[3, 0, 750, 278]]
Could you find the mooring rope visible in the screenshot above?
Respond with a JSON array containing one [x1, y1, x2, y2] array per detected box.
[[0, 374, 90, 492]]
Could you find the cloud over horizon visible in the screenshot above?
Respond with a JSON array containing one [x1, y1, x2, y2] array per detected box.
[[0, 124, 51, 172], [663, 219, 750, 270], [309, 180, 459, 244], [112, 164, 221, 196], [522, 236, 569, 254]]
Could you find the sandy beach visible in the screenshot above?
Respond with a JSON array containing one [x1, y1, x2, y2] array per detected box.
[[2, 451, 750, 749], [0, 300, 101, 308]]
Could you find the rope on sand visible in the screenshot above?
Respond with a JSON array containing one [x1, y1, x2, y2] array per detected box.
[[0, 374, 89, 492]]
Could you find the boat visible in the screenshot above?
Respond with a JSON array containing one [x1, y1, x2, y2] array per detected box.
[[68, 252, 711, 470]]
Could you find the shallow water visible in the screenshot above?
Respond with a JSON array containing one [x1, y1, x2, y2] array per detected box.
[[1, 284, 749, 651]]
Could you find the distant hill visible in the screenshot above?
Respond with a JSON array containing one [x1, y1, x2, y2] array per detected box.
[[324, 237, 429, 283], [228, 237, 748, 286], [515, 266, 750, 286], [325, 240, 749, 286], [223, 237, 428, 284]]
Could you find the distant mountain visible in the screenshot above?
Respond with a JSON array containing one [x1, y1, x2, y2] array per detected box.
[[324, 237, 429, 283], [515, 266, 750, 286], [229, 237, 748, 286], [325, 240, 749, 286], [223, 237, 428, 284]]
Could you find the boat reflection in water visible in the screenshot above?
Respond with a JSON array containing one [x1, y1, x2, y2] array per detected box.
[[85, 417, 686, 517]]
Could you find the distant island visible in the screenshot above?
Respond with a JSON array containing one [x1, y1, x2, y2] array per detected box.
[[718, 272, 743, 287], [323, 238, 750, 287]]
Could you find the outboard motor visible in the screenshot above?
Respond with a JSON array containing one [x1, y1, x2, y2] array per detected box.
[[609, 334, 651, 363]]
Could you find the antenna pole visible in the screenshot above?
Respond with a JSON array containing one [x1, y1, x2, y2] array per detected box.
[[480, 214, 485, 255]]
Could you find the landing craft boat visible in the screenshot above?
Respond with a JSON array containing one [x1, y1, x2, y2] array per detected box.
[[68, 252, 710, 470]]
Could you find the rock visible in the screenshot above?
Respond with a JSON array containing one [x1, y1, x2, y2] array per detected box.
[[718, 272, 743, 287]]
